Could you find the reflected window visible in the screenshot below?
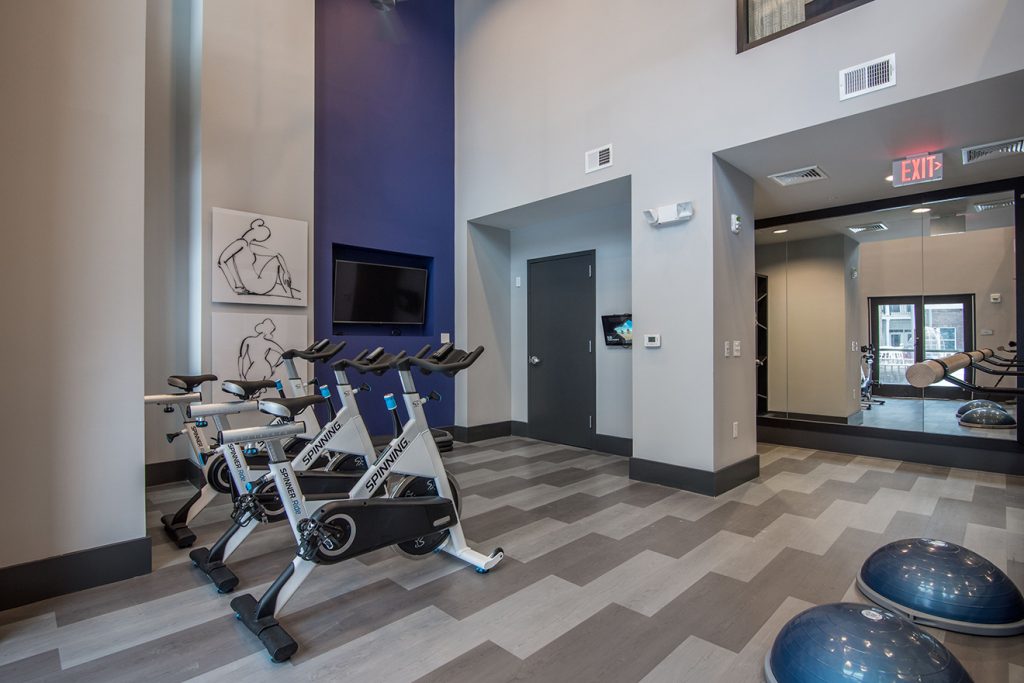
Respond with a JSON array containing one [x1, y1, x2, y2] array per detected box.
[[741, 0, 874, 50]]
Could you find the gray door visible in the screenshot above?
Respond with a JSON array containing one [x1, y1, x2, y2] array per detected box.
[[527, 251, 596, 448]]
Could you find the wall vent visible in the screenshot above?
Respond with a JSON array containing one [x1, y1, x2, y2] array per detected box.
[[972, 199, 1015, 212], [585, 145, 613, 174], [767, 165, 828, 187], [961, 137, 1024, 165], [848, 222, 888, 234], [839, 54, 896, 100]]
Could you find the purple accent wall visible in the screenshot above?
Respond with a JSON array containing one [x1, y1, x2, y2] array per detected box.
[[315, 0, 455, 435]]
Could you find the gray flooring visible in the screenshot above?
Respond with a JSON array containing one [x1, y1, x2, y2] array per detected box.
[[1, 438, 1022, 681], [861, 397, 1018, 440]]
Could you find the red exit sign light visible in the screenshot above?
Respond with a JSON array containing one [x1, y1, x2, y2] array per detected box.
[[892, 153, 944, 187]]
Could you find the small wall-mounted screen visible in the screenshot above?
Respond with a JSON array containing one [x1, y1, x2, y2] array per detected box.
[[601, 314, 633, 346], [333, 260, 428, 325]]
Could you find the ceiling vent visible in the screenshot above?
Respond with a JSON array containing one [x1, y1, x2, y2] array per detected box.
[[767, 165, 828, 187], [839, 54, 896, 100], [848, 223, 888, 234], [972, 199, 1016, 212], [585, 145, 613, 174], [961, 137, 1024, 165]]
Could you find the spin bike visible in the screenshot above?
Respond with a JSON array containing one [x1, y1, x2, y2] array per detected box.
[[144, 340, 340, 547], [189, 346, 408, 591], [222, 344, 503, 662]]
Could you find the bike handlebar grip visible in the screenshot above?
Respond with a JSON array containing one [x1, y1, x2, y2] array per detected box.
[[310, 339, 329, 352], [218, 421, 306, 445], [144, 392, 202, 406], [414, 344, 432, 359]]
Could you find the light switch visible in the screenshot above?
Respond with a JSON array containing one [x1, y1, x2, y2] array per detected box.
[[441, 332, 451, 344], [732, 340, 741, 357], [724, 341, 732, 358], [515, 276, 522, 288]]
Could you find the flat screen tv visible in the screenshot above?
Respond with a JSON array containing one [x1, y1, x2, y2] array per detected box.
[[601, 314, 632, 347], [333, 260, 428, 325]]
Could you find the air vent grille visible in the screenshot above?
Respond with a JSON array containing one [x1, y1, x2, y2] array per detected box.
[[767, 165, 828, 187], [585, 145, 614, 174], [972, 199, 1015, 212], [961, 137, 1024, 165], [839, 54, 896, 100], [848, 223, 888, 234]]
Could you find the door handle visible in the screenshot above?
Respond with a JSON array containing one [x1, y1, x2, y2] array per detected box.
[[529, 355, 541, 366]]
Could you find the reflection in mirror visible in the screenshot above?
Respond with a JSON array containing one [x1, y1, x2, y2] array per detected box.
[[755, 190, 1016, 441]]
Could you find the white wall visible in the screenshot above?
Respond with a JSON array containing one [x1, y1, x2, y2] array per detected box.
[[199, 0, 316, 406], [0, 0, 147, 566], [455, 0, 1024, 475], [509, 204, 633, 438]]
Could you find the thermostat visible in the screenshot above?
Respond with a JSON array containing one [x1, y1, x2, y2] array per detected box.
[[644, 334, 661, 348]]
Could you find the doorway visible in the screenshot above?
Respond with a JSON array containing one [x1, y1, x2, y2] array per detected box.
[[869, 294, 975, 399], [527, 251, 596, 448]]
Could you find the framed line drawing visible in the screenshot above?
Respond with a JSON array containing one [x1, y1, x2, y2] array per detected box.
[[211, 311, 308, 402], [212, 207, 308, 307]]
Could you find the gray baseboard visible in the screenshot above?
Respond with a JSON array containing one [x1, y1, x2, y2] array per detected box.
[[451, 421, 513, 443], [593, 433, 633, 457], [629, 454, 760, 496], [145, 459, 190, 486], [0, 536, 152, 611]]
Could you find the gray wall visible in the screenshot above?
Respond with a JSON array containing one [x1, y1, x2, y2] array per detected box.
[[145, 0, 197, 464], [509, 204, 633, 438], [466, 223, 513, 426], [712, 160, 756, 468], [755, 236, 862, 420], [0, 0, 147, 566], [455, 0, 1024, 473], [859, 226, 1016, 386]]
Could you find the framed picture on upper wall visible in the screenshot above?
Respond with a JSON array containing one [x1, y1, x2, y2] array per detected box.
[[211, 207, 308, 307]]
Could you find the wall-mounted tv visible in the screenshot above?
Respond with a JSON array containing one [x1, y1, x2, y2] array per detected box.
[[601, 314, 632, 347], [333, 260, 428, 325]]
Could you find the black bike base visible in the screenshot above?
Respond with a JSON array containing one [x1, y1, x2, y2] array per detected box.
[[231, 593, 298, 662], [189, 546, 239, 593], [161, 514, 197, 548]]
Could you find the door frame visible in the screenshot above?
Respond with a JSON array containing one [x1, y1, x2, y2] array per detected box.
[[868, 294, 976, 399], [526, 249, 597, 449]]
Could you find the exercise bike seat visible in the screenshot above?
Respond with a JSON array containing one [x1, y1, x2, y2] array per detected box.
[[259, 395, 325, 419], [222, 379, 277, 400], [167, 374, 218, 391]]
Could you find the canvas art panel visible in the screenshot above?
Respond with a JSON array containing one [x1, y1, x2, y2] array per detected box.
[[211, 311, 309, 403], [212, 207, 309, 307]]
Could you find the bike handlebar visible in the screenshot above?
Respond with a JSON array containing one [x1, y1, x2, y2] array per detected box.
[[282, 340, 347, 363], [397, 345, 485, 377]]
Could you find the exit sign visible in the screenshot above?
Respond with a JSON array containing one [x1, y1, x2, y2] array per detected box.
[[892, 153, 943, 187]]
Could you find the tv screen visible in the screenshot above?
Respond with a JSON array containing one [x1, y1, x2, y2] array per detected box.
[[601, 314, 632, 347], [333, 260, 428, 325]]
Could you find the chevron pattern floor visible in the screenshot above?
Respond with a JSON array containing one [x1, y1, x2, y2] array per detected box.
[[1, 438, 1022, 682]]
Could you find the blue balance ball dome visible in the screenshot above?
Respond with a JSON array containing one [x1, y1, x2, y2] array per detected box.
[[765, 603, 972, 683], [858, 539, 1024, 636], [956, 400, 1006, 418]]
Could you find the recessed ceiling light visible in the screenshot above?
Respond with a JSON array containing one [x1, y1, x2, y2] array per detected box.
[[773, 229, 789, 234], [885, 175, 894, 182], [912, 207, 931, 214]]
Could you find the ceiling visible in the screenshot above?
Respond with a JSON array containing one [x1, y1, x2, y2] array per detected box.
[[471, 175, 631, 230], [754, 190, 1015, 246], [717, 70, 1024, 220]]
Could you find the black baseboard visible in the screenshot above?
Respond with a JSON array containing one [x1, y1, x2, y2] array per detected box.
[[593, 433, 633, 457], [629, 455, 760, 496], [451, 421, 513, 443], [0, 536, 152, 611], [511, 421, 529, 437], [145, 459, 190, 486], [758, 417, 1024, 475]]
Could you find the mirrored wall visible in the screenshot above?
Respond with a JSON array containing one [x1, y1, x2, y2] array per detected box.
[[756, 187, 1018, 441]]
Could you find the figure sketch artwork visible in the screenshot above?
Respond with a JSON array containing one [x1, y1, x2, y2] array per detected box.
[[212, 208, 308, 307], [211, 312, 308, 402]]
